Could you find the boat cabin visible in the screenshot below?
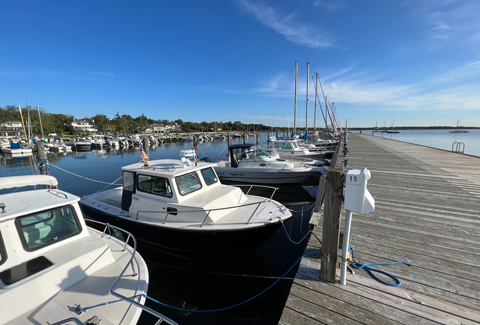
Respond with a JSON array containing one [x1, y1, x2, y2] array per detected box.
[[226, 144, 282, 168], [118, 159, 254, 225]]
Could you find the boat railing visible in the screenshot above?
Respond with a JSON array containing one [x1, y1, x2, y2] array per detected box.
[[136, 192, 281, 226], [84, 219, 177, 325]]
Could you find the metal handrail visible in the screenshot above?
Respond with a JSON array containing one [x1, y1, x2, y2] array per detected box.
[[235, 184, 279, 202], [84, 219, 178, 325], [452, 142, 465, 153], [135, 200, 268, 225]]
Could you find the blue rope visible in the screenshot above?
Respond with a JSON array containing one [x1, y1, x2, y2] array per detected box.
[[78, 248, 322, 314], [349, 246, 410, 286]]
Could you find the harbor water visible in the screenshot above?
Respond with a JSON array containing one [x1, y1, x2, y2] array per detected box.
[[1, 129, 477, 324], [0, 134, 318, 325], [367, 129, 480, 157]]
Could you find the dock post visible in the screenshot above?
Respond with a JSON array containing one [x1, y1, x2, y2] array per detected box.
[[143, 137, 149, 155], [243, 133, 246, 144], [314, 174, 326, 213], [330, 141, 341, 168], [320, 169, 344, 283], [36, 141, 50, 189], [37, 141, 47, 175]]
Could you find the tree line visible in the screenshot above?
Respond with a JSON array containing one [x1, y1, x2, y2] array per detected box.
[[0, 105, 277, 136]]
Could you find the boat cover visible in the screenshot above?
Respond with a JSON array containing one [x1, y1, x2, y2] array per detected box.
[[0, 175, 58, 190]]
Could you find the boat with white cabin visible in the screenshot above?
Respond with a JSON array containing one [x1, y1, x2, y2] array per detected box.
[[209, 144, 327, 185], [267, 137, 329, 161], [0, 175, 175, 325], [79, 157, 292, 252]]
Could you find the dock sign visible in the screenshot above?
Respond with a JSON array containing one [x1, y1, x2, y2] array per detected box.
[[344, 168, 375, 214]]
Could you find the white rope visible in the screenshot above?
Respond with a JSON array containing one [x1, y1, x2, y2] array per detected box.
[[50, 163, 123, 185], [96, 175, 123, 192], [280, 219, 313, 245]]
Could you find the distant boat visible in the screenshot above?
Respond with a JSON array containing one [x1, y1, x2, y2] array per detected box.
[[386, 119, 400, 134], [450, 119, 469, 133]]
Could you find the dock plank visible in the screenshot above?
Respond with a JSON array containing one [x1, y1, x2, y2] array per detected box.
[[280, 134, 480, 324]]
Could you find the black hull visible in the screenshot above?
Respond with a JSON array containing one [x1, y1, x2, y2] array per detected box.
[[79, 203, 285, 253], [72, 145, 91, 152]]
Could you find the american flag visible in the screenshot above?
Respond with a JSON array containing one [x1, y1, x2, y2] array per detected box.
[[140, 144, 149, 165]]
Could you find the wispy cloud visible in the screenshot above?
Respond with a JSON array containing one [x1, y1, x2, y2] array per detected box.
[[313, 0, 348, 12], [405, 0, 480, 45], [248, 60, 480, 114], [234, 0, 336, 48]]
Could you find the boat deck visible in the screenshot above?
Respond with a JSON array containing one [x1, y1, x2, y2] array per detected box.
[[280, 133, 480, 324]]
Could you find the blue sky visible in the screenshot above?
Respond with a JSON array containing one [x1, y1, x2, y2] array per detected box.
[[1, 0, 479, 128]]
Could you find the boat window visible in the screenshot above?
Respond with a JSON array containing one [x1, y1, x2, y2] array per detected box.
[[0, 231, 7, 266], [0, 256, 53, 286], [15, 205, 82, 252], [274, 142, 292, 150], [201, 167, 218, 186], [137, 174, 173, 198], [176, 172, 202, 195], [292, 142, 299, 149], [252, 149, 271, 158], [123, 171, 135, 192]]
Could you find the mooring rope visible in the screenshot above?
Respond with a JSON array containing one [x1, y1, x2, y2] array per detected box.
[[77, 247, 323, 314], [49, 163, 122, 185], [348, 246, 410, 286]]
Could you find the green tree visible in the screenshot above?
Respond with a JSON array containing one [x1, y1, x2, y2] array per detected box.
[[91, 114, 110, 133]]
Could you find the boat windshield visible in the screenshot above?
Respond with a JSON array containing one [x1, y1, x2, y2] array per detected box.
[[201, 167, 218, 186], [15, 205, 82, 251], [138, 174, 173, 198], [274, 142, 293, 150], [243, 149, 272, 159], [176, 171, 202, 195]]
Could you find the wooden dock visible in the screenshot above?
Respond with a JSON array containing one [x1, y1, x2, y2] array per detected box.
[[280, 133, 480, 324]]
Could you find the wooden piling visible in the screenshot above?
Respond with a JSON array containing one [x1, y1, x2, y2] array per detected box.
[[36, 141, 47, 175], [320, 169, 344, 283], [143, 137, 149, 155]]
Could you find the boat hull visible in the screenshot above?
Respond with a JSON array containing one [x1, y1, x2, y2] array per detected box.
[[79, 203, 286, 253], [214, 167, 316, 185]]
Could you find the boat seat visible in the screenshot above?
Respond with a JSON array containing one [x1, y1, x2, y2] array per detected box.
[[22, 215, 72, 248]]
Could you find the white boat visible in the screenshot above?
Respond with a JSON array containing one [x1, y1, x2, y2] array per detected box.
[[211, 144, 326, 185], [79, 157, 292, 253], [66, 140, 92, 152], [450, 119, 469, 133], [267, 137, 329, 161], [2, 142, 33, 157], [0, 175, 175, 325], [386, 119, 400, 133]]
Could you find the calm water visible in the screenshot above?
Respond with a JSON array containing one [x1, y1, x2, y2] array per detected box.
[[0, 134, 318, 325], [363, 129, 480, 157], [2, 129, 475, 324]]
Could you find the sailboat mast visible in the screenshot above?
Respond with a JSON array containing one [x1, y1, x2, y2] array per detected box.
[[294, 61, 297, 134], [37, 105, 45, 139], [18, 105, 28, 140], [314, 73, 318, 131], [305, 62, 309, 133]]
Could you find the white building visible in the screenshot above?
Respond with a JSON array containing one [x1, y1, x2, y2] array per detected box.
[[0, 121, 23, 136], [67, 120, 97, 133]]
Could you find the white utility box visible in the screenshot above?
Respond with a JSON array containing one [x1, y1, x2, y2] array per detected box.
[[344, 168, 375, 214]]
